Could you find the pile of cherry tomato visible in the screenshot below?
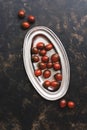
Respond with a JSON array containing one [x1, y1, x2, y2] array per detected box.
[[18, 9, 35, 29], [59, 99, 75, 109], [31, 42, 62, 92]]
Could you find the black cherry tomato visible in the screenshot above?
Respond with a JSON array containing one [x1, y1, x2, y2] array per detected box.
[[46, 62, 53, 69], [53, 63, 61, 70], [68, 101, 75, 109], [28, 15, 35, 23], [36, 42, 45, 50], [43, 70, 51, 78], [41, 56, 49, 63], [21, 22, 30, 29], [32, 47, 39, 54], [38, 62, 46, 70], [59, 99, 67, 108], [50, 81, 59, 88], [32, 55, 39, 62], [18, 10, 25, 18], [54, 73, 62, 81], [34, 69, 42, 77], [45, 43, 53, 51], [43, 80, 51, 88], [51, 54, 60, 62], [39, 49, 46, 56]]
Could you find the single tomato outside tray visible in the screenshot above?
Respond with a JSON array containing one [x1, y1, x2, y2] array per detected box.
[[23, 26, 70, 101]]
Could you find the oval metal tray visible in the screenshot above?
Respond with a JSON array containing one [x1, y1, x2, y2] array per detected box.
[[23, 26, 70, 101]]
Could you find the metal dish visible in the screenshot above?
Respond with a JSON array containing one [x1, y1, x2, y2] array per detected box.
[[23, 26, 70, 101]]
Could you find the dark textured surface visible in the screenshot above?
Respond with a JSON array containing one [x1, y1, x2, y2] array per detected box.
[[0, 0, 87, 130]]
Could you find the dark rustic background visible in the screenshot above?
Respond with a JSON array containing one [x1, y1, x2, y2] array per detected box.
[[0, 0, 87, 130]]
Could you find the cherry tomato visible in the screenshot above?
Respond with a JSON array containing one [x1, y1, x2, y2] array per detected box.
[[32, 56, 39, 62], [36, 42, 45, 50], [27, 15, 35, 23], [39, 49, 46, 56], [18, 9, 25, 18], [32, 47, 39, 54], [43, 80, 51, 88], [49, 81, 60, 91], [45, 43, 53, 51], [51, 54, 60, 62], [46, 62, 53, 69], [34, 69, 42, 77], [59, 99, 67, 108], [53, 63, 61, 70], [21, 22, 30, 29], [51, 81, 59, 88], [68, 101, 75, 108], [38, 62, 46, 70], [54, 73, 62, 81], [43, 70, 51, 78], [41, 56, 49, 63]]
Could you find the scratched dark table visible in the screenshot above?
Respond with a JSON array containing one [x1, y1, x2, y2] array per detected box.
[[0, 0, 87, 130]]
